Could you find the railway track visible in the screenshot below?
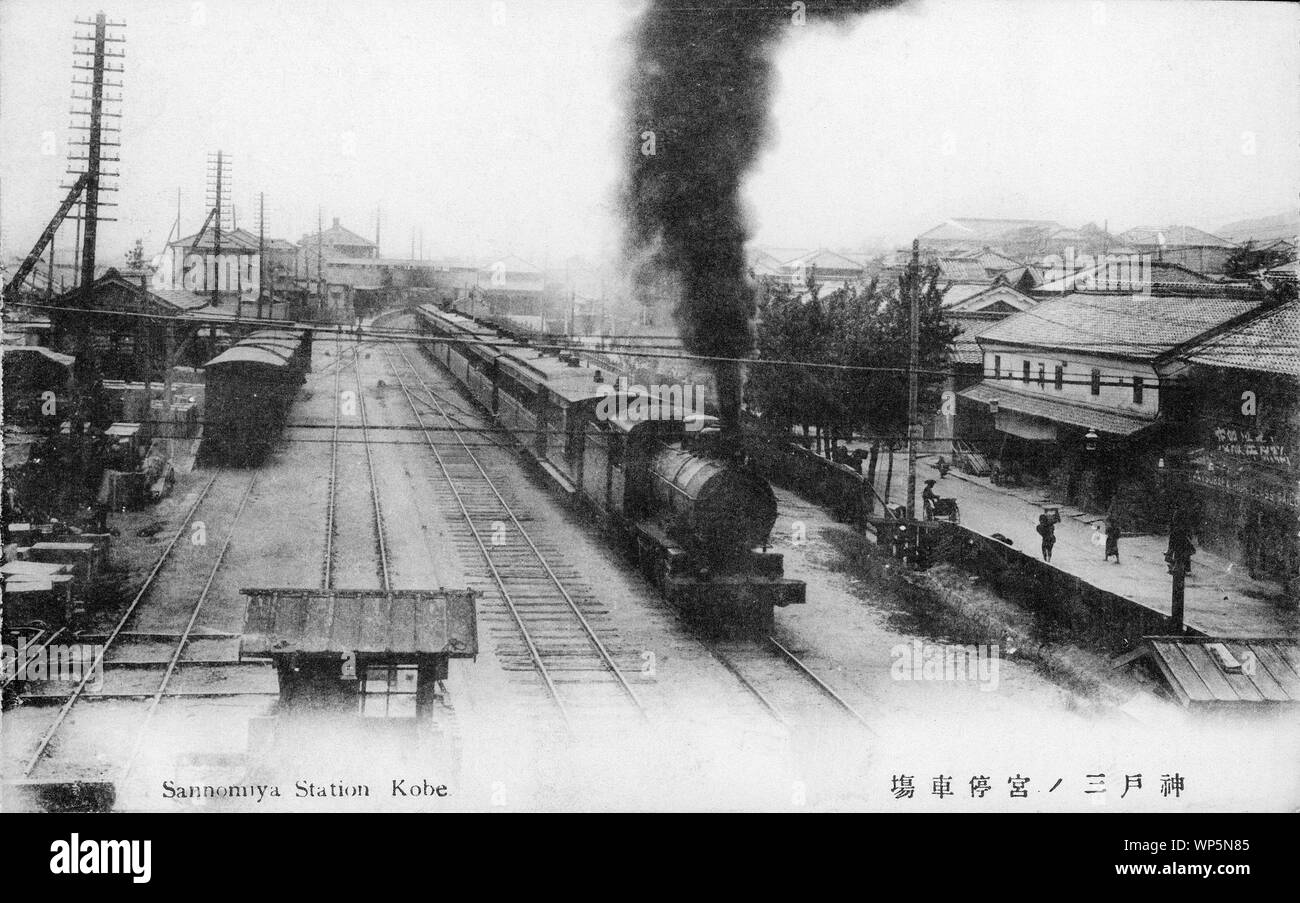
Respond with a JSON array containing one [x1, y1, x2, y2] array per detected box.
[[708, 636, 876, 735], [20, 467, 270, 781], [117, 473, 260, 780], [384, 341, 648, 732], [321, 333, 343, 589], [389, 322, 874, 741], [321, 339, 393, 591], [353, 346, 392, 591]]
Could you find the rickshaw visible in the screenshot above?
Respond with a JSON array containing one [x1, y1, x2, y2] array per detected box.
[[928, 496, 961, 523]]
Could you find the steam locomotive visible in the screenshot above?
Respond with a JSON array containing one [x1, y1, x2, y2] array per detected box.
[[414, 304, 804, 634]]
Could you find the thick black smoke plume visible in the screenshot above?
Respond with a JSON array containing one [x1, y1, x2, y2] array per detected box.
[[621, 0, 904, 432]]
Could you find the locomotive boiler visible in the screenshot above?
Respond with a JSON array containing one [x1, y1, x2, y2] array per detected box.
[[647, 445, 777, 559]]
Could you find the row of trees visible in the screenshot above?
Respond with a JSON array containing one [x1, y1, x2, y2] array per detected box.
[[745, 265, 959, 472]]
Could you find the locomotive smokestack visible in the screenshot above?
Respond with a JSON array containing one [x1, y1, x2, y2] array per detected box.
[[620, 0, 905, 441]]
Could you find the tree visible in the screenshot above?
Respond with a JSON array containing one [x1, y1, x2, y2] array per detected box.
[[747, 264, 958, 470], [125, 239, 146, 270], [1224, 240, 1292, 279]]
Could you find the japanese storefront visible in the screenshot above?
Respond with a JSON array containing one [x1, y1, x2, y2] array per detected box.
[[1188, 427, 1299, 592]]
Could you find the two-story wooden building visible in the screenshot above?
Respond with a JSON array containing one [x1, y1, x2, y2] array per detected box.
[[1176, 299, 1299, 592], [960, 291, 1266, 522]]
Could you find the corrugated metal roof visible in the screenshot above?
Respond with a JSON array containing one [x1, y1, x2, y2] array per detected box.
[[1143, 637, 1300, 707], [1179, 300, 1300, 377], [975, 293, 1261, 360], [240, 588, 477, 656], [958, 381, 1158, 435]]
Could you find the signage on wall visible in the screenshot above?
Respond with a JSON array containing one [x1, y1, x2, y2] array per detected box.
[[1210, 427, 1295, 469]]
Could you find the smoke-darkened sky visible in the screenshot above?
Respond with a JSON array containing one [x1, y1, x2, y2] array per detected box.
[[2, 0, 1296, 267]]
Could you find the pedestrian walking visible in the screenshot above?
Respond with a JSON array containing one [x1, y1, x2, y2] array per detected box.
[[1104, 519, 1121, 563], [1239, 513, 1261, 579], [936, 456, 950, 479], [1036, 513, 1056, 562], [1166, 510, 1197, 575]]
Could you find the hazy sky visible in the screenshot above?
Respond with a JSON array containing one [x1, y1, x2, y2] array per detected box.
[[2, 0, 1297, 269]]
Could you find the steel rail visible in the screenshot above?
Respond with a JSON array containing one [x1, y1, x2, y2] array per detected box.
[[321, 337, 344, 588], [353, 347, 392, 592], [22, 469, 223, 776], [390, 341, 645, 717], [381, 346, 572, 727], [767, 635, 876, 733], [118, 473, 260, 781]]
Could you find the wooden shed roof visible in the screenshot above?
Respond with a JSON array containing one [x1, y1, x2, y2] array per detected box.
[[240, 588, 477, 657], [1142, 636, 1300, 707]]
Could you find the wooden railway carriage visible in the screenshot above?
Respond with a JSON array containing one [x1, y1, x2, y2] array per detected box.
[[202, 328, 310, 464], [414, 304, 805, 634]]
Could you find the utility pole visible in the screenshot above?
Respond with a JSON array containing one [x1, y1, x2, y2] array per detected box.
[[65, 11, 123, 496], [204, 150, 231, 303], [317, 207, 324, 305], [78, 12, 110, 294], [1171, 562, 1186, 631], [214, 150, 224, 306], [73, 197, 83, 290], [258, 192, 265, 319], [173, 187, 181, 287], [905, 238, 921, 523], [1167, 507, 1194, 633]]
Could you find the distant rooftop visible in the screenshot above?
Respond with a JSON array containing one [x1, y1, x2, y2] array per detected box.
[[301, 218, 377, 249], [1116, 225, 1237, 249], [918, 218, 1065, 243]]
